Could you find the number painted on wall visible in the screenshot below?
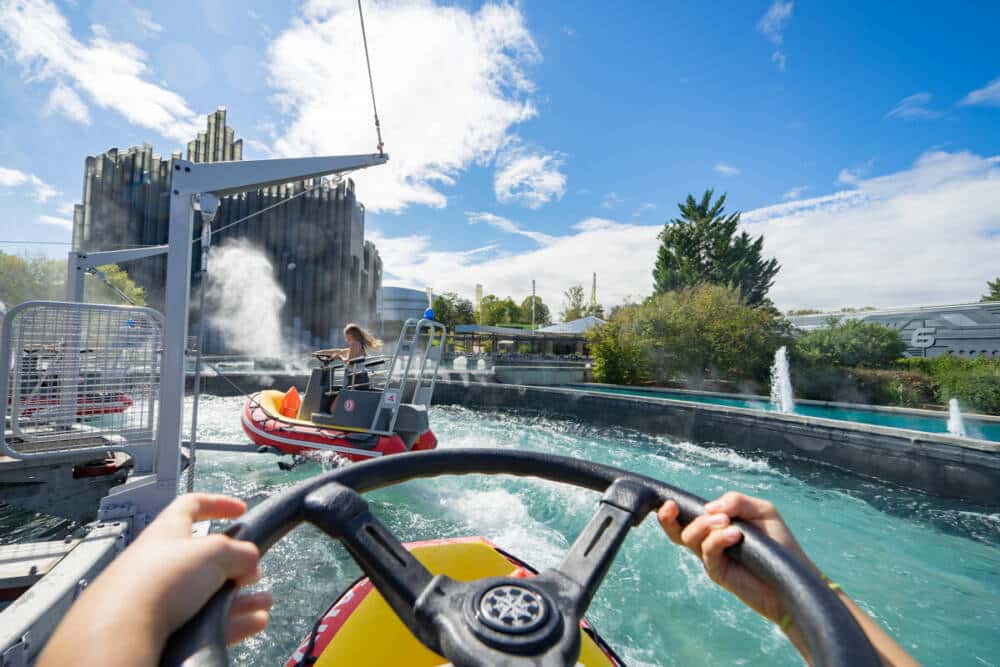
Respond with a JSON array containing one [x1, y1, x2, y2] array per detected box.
[[910, 327, 936, 348]]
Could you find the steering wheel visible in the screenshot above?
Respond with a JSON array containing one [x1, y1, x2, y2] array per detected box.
[[161, 449, 881, 667], [311, 351, 340, 368]]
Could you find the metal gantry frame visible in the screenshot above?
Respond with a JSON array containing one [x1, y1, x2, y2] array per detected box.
[[35, 153, 389, 528]]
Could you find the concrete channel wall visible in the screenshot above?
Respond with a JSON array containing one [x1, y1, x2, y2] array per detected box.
[[431, 380, 1000, 505], [189, 372, 1000, 504]]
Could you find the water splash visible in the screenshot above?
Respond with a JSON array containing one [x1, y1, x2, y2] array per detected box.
[[947, 398, 966, 437], [769, 346, 795, 414], [205, 240, 287, 358]]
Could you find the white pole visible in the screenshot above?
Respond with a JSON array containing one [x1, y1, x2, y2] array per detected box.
[[531, 279, 536, 331]]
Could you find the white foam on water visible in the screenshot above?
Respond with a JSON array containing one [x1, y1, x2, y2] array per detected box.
[[441, 487, 568, 571], [667, 438, 774, 473]]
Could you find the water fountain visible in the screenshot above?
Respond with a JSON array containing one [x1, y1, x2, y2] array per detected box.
[[770, 346, 796, 414], [947, 398, 967, 437]]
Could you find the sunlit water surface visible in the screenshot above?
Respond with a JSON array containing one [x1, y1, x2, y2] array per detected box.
[[3, 394, 999, 665]]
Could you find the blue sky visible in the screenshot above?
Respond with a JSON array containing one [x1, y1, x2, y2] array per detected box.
[[1, 0, 998, 310]]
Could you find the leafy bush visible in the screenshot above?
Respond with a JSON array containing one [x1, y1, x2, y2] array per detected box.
[[896, 355, 1000, 414], [589, 284, 791, 386], [847, 368, 938, 408], [589, 310, 645, 385], [793, 318, 906, 369]]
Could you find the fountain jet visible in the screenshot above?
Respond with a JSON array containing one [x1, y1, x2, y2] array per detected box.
[[770, 346, 796, 414], [947, 398, 966, 437]]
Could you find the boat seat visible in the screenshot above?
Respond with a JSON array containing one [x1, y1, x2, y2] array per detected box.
[[312, 389, 382, 429]]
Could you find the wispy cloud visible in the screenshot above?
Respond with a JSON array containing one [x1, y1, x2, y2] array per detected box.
[[493, 145, 566, 209], [37, 214, 72, 230], [960, 76, 1000, 107], [373, 150, 1000, 311], [836, 159, 874, 186], [885, 92, 941, 120], [267, 0, 541, 212], [632, 202, 657, 218], [56, 202, 75, 216], [757, 1, 793, 71], [601, 192, 623, 209], [0, 166, 59, 202], [44, 83, 90, 125], [466, 211, 555, 246], [782, 185, 809, 200], [714, 162, 740, 176], [0, 0, 201, 142]]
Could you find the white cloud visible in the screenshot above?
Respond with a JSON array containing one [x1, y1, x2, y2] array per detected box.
[[836, 159, 874, 186], [960, 76, 1000, 107], [601, 192, 623, 209], [493, 146, 566, 209], [757, 1, 793, 70], [885, 92, 941, 120], [371, 150, 1000, 313], [466, 211, 555, 245], [0, 0, 201, 142], [56, 202, 75, 216], [267, 0, 540, 213], [781, 185, 808, 200], [714, 162, 740, 176], [745, 150, 1000, 310], [132, 8, 162, 35], [44, 83, 90, 124], [37, 214, 72, 230], [0, 166, 59, 202]]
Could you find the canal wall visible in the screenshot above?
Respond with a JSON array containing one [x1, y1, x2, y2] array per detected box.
[[187, 372, 1000, 504], [431, 380, 1000, 505]]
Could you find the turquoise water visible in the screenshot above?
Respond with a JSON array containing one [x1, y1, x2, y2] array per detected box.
[[572, 385, 1000, 442], [5, 395, 999, 665]]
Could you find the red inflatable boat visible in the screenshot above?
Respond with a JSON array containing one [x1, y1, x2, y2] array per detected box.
[[241, 389, 436, 460]]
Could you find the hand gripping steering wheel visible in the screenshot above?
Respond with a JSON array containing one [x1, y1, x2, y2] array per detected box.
[[161, 449, 881, 667]]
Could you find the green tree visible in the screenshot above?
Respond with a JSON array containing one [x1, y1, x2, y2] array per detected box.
[[0, 254, 145, 309], [481, 295, 520, 326], [982, 277, 1000, 303], [560, 285, 585, 322], [85, 264, 146, 306], [0, 253, 65, 306], [653, 190, 780, 306], [793, 318, 906, 369], [584, 302, 605, 319], [519, 296, 551, 326], [432, 292, 475, 329]]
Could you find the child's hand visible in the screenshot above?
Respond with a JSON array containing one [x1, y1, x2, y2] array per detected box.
[[39, 493, 272, 667], [657, 491, 817, 624]]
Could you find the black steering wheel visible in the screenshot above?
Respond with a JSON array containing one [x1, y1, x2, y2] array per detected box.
[[161, 449, 880, 667], [311, 351, 341, 368]]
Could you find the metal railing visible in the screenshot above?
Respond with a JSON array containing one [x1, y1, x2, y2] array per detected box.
[[1, 301, 163, 458], [370, 318, 446, 435]]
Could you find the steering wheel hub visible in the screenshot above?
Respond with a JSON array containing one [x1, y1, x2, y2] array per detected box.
[[477, 583, 550, 634]]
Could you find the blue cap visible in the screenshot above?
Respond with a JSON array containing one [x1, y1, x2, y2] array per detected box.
[[423, 307, 435, 321]]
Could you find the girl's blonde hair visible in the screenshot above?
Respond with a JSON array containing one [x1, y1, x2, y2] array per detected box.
[[343, 323, 383, 351]]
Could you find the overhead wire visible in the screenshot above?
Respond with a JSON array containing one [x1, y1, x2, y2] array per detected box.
[[357, 0, 385, 155]]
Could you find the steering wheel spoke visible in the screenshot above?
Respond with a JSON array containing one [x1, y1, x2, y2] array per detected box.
[[302, 483, 438, 648], [546, 478, 661, 616]]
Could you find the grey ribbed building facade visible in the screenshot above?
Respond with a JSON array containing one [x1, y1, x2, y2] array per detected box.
[[72, 108, 382, 354]]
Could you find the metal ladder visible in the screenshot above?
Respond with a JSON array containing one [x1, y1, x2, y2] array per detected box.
[[369, 318, 446, 435]]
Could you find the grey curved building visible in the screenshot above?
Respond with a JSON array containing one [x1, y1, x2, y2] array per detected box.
[[788, 302, 1000, 358], [71, 108, 382, 353]]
